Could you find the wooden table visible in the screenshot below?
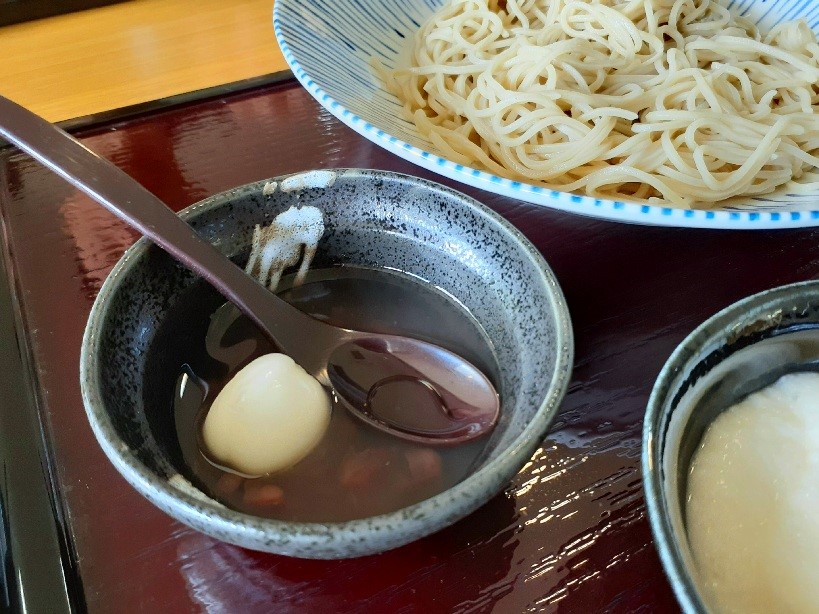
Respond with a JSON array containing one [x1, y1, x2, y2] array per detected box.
[[0, 0, 287, 122]]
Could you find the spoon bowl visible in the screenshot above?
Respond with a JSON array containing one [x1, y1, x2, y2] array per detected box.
[[328, 335, 499, 445]]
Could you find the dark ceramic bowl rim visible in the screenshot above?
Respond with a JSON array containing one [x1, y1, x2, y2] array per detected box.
[[642, 279, 819, 612], [80, 168, 574, 555]]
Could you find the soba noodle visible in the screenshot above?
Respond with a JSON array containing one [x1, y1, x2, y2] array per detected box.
[[382, 0, 819, 207]]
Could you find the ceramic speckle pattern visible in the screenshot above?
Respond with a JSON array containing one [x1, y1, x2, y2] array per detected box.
[[274, 0, 819, 229], [80, 169, 574, 559], [643, 280, 819, 612]]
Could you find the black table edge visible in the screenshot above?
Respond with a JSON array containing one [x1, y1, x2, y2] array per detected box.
[[0, 204, 85, 612]]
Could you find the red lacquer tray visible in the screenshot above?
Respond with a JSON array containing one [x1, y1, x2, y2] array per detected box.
[[2, 74, 817, 612]]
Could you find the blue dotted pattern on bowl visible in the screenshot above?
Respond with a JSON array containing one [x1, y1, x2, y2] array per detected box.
[[273, 0, 819, 229]]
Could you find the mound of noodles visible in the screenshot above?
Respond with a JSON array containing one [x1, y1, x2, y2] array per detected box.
[[382, 0, 819, 207]]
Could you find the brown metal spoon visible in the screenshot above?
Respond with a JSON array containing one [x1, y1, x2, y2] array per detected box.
[[0, 95, 499, 445]]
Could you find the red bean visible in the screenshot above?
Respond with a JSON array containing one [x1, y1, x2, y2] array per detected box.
[[243, 483, 285, 507], [405, 449, 442, 484], [340, 448, 391, 491]]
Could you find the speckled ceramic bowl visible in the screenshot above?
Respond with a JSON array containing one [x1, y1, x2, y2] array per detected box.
[[643, 280, 819, 612], [80, 169, 573, 559]]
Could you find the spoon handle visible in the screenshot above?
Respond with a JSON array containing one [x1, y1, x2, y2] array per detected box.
[[0, 95, 331, 370]]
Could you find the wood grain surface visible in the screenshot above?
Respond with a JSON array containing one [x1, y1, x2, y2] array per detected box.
[[0, 0, 286, 122]]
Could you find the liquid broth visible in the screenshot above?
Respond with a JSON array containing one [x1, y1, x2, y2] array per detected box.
[[172, 265, 500, 522]]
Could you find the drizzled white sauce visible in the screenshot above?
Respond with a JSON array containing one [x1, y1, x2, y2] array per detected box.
[[244, 205, 324, 291], [204, 206, 324, 365], [280, 170, 337, 192]]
